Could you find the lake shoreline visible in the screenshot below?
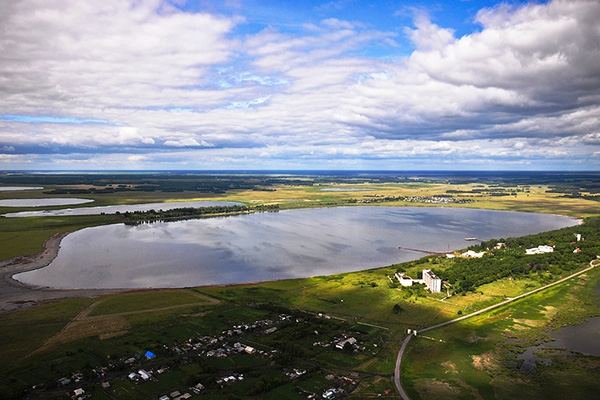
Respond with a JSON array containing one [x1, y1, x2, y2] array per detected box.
[[0, 206, 585, 313], [0, 233, 125, 313]]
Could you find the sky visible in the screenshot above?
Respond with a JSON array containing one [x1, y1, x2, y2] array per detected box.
[[1, 0, 599, 171]]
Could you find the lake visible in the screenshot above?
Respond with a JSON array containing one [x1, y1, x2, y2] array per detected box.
[[0, 198, 94, 207], [0, 186, 43, 191], [14, 206, 578, 289], [3, 200, 241, 217]]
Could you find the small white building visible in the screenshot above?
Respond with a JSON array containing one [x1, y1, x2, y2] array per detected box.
[[525, 245, 554, 255], [336, 337, 357, 350], [138, 369, 151, 381], [462, 250, 486, 258], [395, 272, 414, 286]]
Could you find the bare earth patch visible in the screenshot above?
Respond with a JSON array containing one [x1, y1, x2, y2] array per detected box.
[[441, 360, 458, 375], [472, 352, 497, 371], [513, 318, 545, 328], [413, 378, 460, 398]]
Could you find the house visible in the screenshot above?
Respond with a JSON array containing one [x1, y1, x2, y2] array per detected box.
[[395, 272, 413, 286], [525, 245, 554, 255], [462, 250, 486, 258], [191, 383, 205, 394], [244, 346, 256, 354], [145, 350, 156, 360], [573, 248, 582, 253], [138, 369, 151, 381], [58, 377, 71, 386], [74, 388, 85, 396], [336, 337, 357, 350]]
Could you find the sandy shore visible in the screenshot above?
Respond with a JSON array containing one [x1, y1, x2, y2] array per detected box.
[[0, 233, 124, 313]]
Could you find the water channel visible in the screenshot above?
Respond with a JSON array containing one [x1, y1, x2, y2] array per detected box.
[[0, 186, 43, 191], [14, 206, 578, 289], [3, 200, 241, 217], [0, 198, 94, 207]]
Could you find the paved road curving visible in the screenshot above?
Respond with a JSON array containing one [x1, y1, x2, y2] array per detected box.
[[394, 333, 414, 400], [393, 259, 599, 399]]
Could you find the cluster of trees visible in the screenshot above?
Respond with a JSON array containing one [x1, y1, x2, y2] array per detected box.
[[120, 204, 281, 223], [121, 205, 252, 222]]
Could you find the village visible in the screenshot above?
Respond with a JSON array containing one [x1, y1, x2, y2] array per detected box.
[[347, 195, 474, 205], [48, 310, 372, 400]]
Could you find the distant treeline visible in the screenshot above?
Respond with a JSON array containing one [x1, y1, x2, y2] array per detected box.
[[2, 171, 600, 195], [120, 204, 279, 223]]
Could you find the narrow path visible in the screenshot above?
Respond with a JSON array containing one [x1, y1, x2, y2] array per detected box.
[[393, 259, 599, 399], [26, 290, 220, 358], [357, 321, 390, 331]]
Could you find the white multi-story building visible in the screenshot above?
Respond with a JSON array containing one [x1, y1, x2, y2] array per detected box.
[[422, 269, 442, 293]]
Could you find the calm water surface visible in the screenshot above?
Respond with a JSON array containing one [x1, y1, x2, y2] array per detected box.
[[0, 198, 93, 207], [15, 207, 578, 289], [0, 186, 43, 191], [517, 279, 600, 372], [4, 200, 240, 217]]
